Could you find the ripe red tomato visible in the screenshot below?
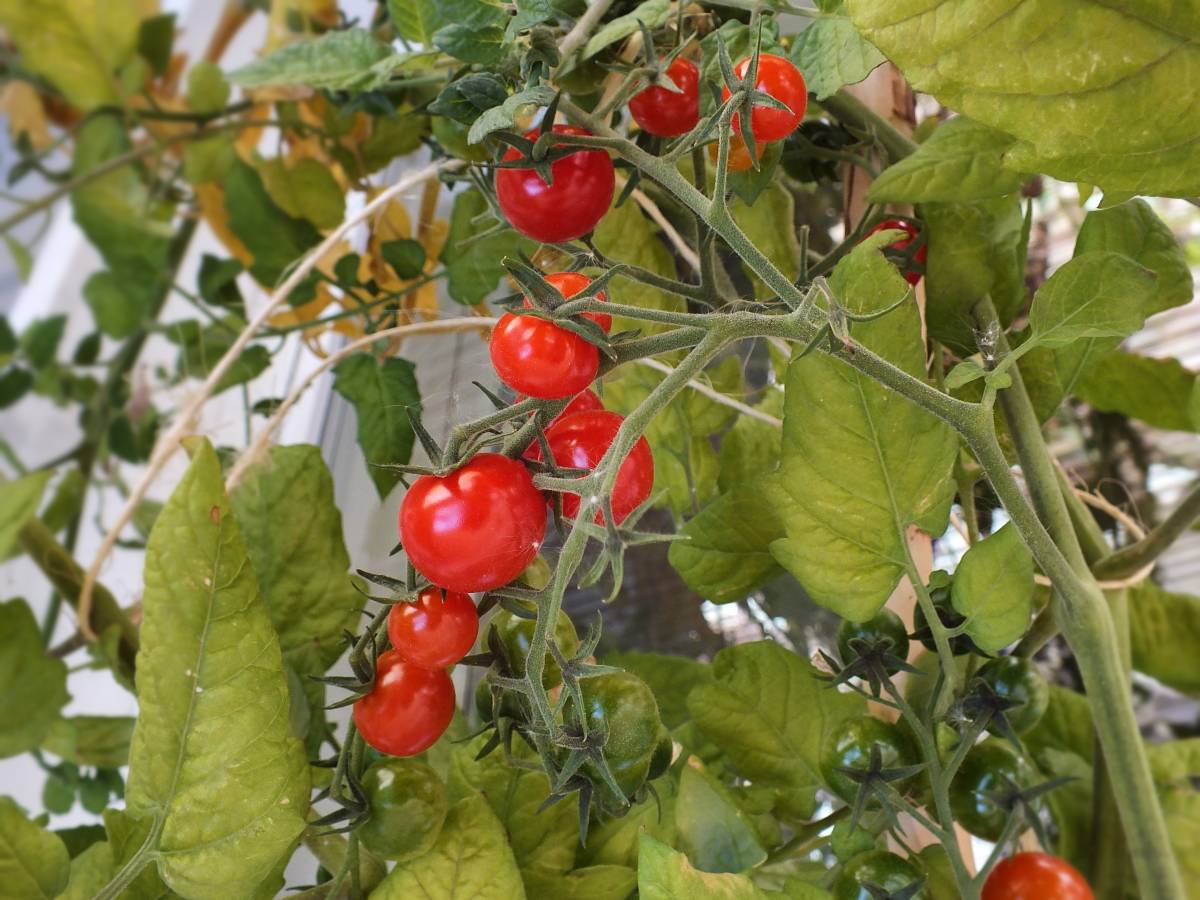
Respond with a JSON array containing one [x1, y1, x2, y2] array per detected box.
[[534, 410, 653, 524], [354, 650, 455, 757], [629, 57, 701, 138], [534, 271, 612, 333], [496, 125, 614, 243], [490, 311, 599, 400], [982, 853, 1093, 900], [722, 54, 807, 143], [707, 131, 757, 172], [519, 388, 606, 428], [388, 587, 479, 669], [399, 453, 546, 593], [865, 219, 926, 286]]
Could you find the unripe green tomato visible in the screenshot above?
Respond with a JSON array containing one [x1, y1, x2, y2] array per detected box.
[[473, 675, 525, 724], [834, 850, 927, 900], [355, 758, 447, 861], [648, 725, 673, 780], [570, 672, 663, 804], [950, 740, 1040, 841], [489, 603, 579, 689], [837, 608, 910, 675], [430, 115, 489, 163], [974, 656, 1049, 733], [820, 715, 919, 806]]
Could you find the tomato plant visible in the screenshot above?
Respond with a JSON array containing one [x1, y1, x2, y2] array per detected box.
[[387, 587, 479, 670], [487, 601, 579, 689], [398, 453, 547, 593], [353, 651, 456, 758], [820, 714, 919, 805], [950, 740, 1041, 841], [973, 655, 1049, 733]]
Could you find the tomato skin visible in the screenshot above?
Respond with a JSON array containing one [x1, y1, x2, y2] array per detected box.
[[982, 853, 1093, 900], [354, 651, 456, 757], [536, 271, 612, 332], [533, 410, 654, 524], [820, 715, 919, 805], [707, 131, 758, 172], [722, 54, 807, 143], [629, 57, 701, 137], [865, 218, 926, 286], [837, 608, 910, 676], [975, 656, 1049, 734], [399, 454, 546, 593], [568, 671, 663, 803], [496, 125, 614, 243], [490, 311, 600, 400], [834, 851, 925, 900], [951, 740, 1040, 841], [355, 758, 448, 861], [489, 601, 579, 689], [387, 587, 479, 670]]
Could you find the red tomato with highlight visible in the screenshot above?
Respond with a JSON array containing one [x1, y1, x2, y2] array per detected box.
[[534, 271, 612, 333], [629, 57, 701, 138], [865, 218, 926, 286], [388, 587, 479, 669], [520, 388, 606, 429], [399, 454, 546, 593], [722, 54, 807, 143], [982, 853, 1093, 900], [496, 125, 614, 243], [354, 651, 456, 757], [490, 311, 599, 400], [536, 410, 653, 524]]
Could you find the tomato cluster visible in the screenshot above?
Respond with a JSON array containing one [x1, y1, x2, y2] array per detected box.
[[713, 54, 808, 171]]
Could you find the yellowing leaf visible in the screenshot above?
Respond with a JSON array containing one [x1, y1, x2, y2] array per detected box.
[[0, 81, 51, 149], [193, 182, 256, 268]]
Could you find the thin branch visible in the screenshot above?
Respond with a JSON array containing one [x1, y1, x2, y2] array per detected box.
[[635, 357, 781, 427], [77, 158, 464, 638], [557, 0, 617, 58], [618, 174, 702, 273], [1093, 481, 1200, 580]]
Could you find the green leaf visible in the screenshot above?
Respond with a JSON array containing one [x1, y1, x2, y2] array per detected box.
[[186, 61, 230, 114], [686, 642, 864, 816], [433, 24, 507, 65], [467, 85, 557, 144], [949, 523, 1034, 651], [730, 182, 800, 299], [676, 765, 767, 874], [102, 809, 175, 900], [717, 389, 783, 492], [448, 733, 577, 886], [0, 469, 50, 558], [389, 0, 507, 45], [670, 480, 787, 603], [168, 319, 270, 395], [1074, 199, 1193, 317], [638, 832, 768, 900], [1024, 682, 1094, 765], [1074, 351, 1197, 432], [441, 188, 532, 304], [380, 239, 426, 280], [331, 354, 421, 499], [0, 368, 33, 409], [58, 840, 114, 900], [370, 793, 525, 900], [0, 0, 144, 109], [231, 445, 364, 750], [868, 117, 1022, 203], [4, 235, 32, 282], [229, 29, 404, 92], [223, 158, 322, 286], [84, 271, 148, 339], [1028, 252, 1154, 349], [508, 0, 554, 38], [125, 440, 309, 899], [524, 865, 637, 900], [0, 797, 69, 898], [40, 716, 134, 769], [183, 134, 237, 185], [789, 12, 884, 100], [259, 157, 346, 230], [1128, 581, 1200, 695], [19, 316, 65, 369], [602, 651, 713, 729], [0, 598, 68, 759], [583, 0, 671, 58], [845, 0, 1200, 198], [767, 239, 957, 620], [579, 776, 678, 872], [923, 196, 1025, 354]]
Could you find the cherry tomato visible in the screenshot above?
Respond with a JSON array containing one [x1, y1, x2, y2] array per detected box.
[[355, 758, 448, 861], [387, 587, 479, 670], [820, 715, 919, 805], [912, 572, 984, 656], [353, 650, 455, 757], [837, 608, 910, 677], [490, 310, 600, 400], [865, 219, 926, 286], [517, 387, 605, 422], [707, 131, 758, 172], [568, 671, 663, 805], [648, 725, 674, 780], [834, 851, 925, 900], [489, 601, 579, 689], [532, 410, 654, 524], [722, 54, 807, 143], [950, 740, 1040, 841], [983, 853, 1093, 900], [496, 125, 614, 243], [535, 271, 612, 332], [399, 453, 546, 593], [629, 57, 701, 137], [974, 656, 1049, 734]]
